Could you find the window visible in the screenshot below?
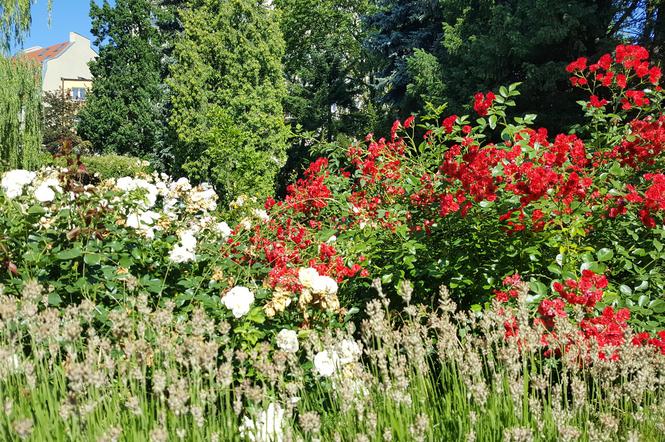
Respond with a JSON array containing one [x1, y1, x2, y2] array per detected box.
[[71, 88, 87, 101]]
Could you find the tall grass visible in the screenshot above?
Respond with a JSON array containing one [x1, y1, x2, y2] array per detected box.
[[0, 281, 664, 441]]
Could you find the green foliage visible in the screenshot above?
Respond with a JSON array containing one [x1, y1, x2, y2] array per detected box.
[[76, 0, 169, 163], [365, 0, 622, 132], [0, 0, 52, 53], [168, 0, 289, 203], [42, 88, 85, 151], [0, 55, 42, 171], [35, 153, 150, 178], [276, 0, 375, 139], [405, 48, 446, 108], [364, 0, 444, 118]]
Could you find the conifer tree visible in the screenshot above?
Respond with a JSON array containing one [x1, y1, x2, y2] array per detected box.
[[77, 0, 173, 162]]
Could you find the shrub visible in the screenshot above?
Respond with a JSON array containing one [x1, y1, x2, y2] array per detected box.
[[0, 43, 663, 350], [35, 152, 151, 179]]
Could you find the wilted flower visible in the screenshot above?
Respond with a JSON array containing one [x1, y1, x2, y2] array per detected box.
[[222, 286, 255, 318], [276, 329, 299, 353]]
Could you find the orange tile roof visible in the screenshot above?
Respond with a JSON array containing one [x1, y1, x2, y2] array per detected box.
[[21, 41, 72, 64]]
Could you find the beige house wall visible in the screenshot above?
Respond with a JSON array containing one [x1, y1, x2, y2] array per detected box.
[[42, 33, 97, 93]]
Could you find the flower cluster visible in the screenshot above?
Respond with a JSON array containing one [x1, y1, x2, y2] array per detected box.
[[473, 91, 496, 116], [1, 169, 63, 202], [313, 339, 362, 377], [552, 270, 608, 308], [222, 286, 255, 318]]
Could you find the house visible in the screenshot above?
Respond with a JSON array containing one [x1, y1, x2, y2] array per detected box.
[[21, 32, 97, 101]]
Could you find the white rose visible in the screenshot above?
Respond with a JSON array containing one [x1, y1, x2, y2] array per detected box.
[[276, 329, 299, 353], [253, 209, 270, 222], [179, 230, 197, 251], [298, 267, 319, 288], [115, 177, 135, 192], [34, 184, 56, 202], [126, 213, 141, 229], [336, 339, 361, 365], [323, 276, 338, 295], [191, 186, 216, 203], [139, 210, 160, 225], [174, 177, 192, 191], [222, 286, 254, 318], [313, 350, 338, 377], [309, 276, 327, 295], [216, 221, 232, 238], [240, 218, 252, 230], [311, 275, 337, 295], [239, 402, 284, 442], [233, 195, 246, 207], [169, 245, 196, 264]]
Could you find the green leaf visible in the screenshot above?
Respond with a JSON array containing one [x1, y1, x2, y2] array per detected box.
[[56, 247, 82, 260], [619, 285, 632, 296], [609, 162, 624, 176], [488, 115, 497, 130], [649, 300, 665, 313], [27, 205, 46, 215], [529, 280, 548, 296], [246, 307, 265, 324], [48, 292, 62, 306], [635, 280, 649, 291], [596, 248, 614, 262], [84, 253, 103, 266]]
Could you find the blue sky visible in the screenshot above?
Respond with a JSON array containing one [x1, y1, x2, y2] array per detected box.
[[12, 0, 110, 53]]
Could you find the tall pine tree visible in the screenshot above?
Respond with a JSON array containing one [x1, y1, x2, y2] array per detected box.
[[77, 0, 171, 162], [168, 0, 288, 202]]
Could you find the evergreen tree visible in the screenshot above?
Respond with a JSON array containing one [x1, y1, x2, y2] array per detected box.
[[433, 0, 618, 131], [364, 0, 444, 117], [365, 0, 619, 132], [168, 0, 288, 202], [274, 0, 377, 194], [77, 0, 168, 161], [613, 0, 665, 66]]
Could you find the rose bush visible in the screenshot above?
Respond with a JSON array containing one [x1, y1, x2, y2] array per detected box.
[[1, 44, 664, 362]]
